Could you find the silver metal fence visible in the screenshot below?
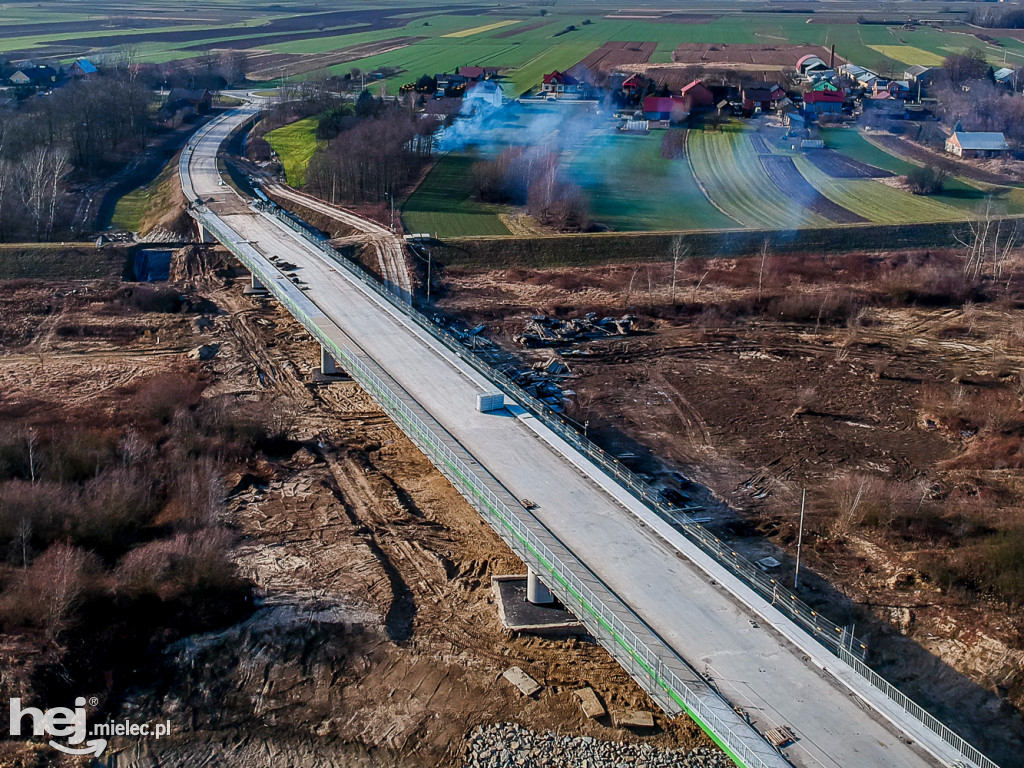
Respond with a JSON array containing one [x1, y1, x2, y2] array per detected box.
[[247, 204, 1003, 768], [193, 211, 786, 768]]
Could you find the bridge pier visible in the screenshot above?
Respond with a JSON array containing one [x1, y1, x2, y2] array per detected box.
[[319, 345, 346, 379], [242, 270, 267, 295], [195, 220, 215, 244], [526, 566, 554, 605]]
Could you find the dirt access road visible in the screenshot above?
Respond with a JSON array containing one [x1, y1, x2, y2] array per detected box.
[[0, 252, 710, 767]]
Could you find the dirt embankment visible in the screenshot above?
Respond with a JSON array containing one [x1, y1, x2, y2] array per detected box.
[[437, 250, 1024, 765], [0, 246, 711, 767]]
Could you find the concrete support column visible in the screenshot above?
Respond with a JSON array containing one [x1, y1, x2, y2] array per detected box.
[[321, 345, 340, 376], [196, 221, 215, 244], [251, 272, 265, 291], [526, 566, 554, 605]]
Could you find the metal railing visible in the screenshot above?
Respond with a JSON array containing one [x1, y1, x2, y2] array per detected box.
[[258, 201, 866, 656], [251, 202, 1002, 768], [192, 210, 787, 768]]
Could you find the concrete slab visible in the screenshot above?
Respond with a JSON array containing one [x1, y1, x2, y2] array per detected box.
[[574, 687, 606, 719], [614, 709, 655, 729], [503, 666, 541, 697], [492, 576, 582, 633]]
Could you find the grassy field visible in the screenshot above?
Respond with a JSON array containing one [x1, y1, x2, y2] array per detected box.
[[402, 154, 511, 237], [688, 125, 828, 229], [266, 117, 321, 187], [110, 154, 180, 232], [569, 132, 734, 232]]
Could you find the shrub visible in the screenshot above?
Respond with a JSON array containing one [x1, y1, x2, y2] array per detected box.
[[0, 543, 101, 637], [132, 372, 202, 423], [906, 164, 949, 195], [115, 527, 238, 598]]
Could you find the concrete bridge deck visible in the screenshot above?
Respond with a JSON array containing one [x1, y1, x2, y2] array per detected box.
[[181, 102, 991, 768]]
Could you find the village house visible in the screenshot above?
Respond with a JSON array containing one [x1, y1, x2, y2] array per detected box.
[[541, 70, 583, 99], [741, 83, 785, 114], [945, 129, 1010, 159], [642, 95, 686, 121], [995, 67, 1017, 89], [464, 79, 503, 108], [802, 81, 844, 115], [903, 65, 931, 87], [458, 65, 499, 82], [680, 79, 714, 109], [67, 58, 98, 78], [621, 73, 645, 93], [8, 65, 56, 87]]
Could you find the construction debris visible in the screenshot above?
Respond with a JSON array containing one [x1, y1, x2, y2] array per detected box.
[[613, 709, 655, 728], [514, 313, 636, 348], [573, 687, 606, 719], [502, 666, 542, 697], [765, 726, 796, 748]]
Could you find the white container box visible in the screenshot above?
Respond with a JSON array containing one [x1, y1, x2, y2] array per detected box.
[[476, 392, 504, 412]]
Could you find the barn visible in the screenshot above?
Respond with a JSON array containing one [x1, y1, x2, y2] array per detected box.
[[945, 130, 1010, 159]]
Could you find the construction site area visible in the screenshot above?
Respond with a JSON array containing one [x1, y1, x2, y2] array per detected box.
[[434, 248, 1024, 766], [0, 246, 721, 767]]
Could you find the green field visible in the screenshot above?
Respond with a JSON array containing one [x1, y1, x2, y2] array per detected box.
[[400, 118, 1020, 237], [5, 1, 1023, 93], [402, 154, 511, 237], [688, 125, 827, 229], [266, 117, 321, 187], [569, 132, 734, 232]]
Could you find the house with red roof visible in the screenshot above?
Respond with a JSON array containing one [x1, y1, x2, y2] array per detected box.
[[680, 79, 714, 108], [541, 70, 583, 99], [458, 65, 499, 81], [621, 73, 646, 91], [643, 95, 687, 121], [802, 81, 845, 114]]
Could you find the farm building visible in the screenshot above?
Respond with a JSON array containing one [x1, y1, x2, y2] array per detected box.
[[541, 70, 583, 99], [680, 79, 714, 108], [796, 54, 831, 78], [945, 130, 1010, 158], [67, 58, 98, 78], [903, 65, 932, 85], [642, 95, 686, 121], [621, 74, 645, 92], [995, 67, 1017, 88], [742, 84, 785, 113], [872, 80, 910, 98], [465, 79, 503, 108], [861, 91, 906, 118], [802, 82, 844, 114]]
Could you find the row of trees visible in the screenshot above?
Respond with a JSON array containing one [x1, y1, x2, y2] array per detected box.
[[303, 98, 436, 206], [0, 72, 157, 240], [471, 145, 592, 231]]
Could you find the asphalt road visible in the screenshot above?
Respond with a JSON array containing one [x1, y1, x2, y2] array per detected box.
[[183, 104, 969, 768]]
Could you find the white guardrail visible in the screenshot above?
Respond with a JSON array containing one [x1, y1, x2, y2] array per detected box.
[[180, 109, 1002, 768], [189, 208, 790, 768]]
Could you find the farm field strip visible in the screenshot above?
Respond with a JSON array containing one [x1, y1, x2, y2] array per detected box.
[[688, 127, 828, 230], [759, 155, 867, 224], [401, 154, 511, 237], [441, 19, 520, 38], [866, 44, 946, 67], [568, 132, 735, 232], [793, 155, 969, 224], [804, 149, 892, 179]]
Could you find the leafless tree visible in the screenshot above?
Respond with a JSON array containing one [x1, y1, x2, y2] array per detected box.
[[952, 198, 1019, 281]]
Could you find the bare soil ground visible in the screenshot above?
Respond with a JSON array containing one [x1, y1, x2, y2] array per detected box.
[[436, 250, 1024, 765], [671, 43, 843, 67], [0, 248, 710, 766]]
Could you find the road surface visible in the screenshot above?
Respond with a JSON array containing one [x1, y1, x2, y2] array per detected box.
[[183, 103, 984, 768]]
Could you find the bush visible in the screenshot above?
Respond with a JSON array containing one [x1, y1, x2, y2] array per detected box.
[[0, 543, 101, 637], [115, 527, 238, 598], [906, 164, 949, 195]]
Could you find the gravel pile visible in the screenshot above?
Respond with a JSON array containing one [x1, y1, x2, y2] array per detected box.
[[463, 723, 733, 768]]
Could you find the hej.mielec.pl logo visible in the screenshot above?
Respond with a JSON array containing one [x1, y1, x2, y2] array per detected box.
[[9, 697, 172, 756]]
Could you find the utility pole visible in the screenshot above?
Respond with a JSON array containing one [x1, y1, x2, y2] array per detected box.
[[794, 488, 806, 590]]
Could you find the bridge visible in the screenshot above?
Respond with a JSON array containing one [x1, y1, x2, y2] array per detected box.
[[181, 100, 1000, 768]]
